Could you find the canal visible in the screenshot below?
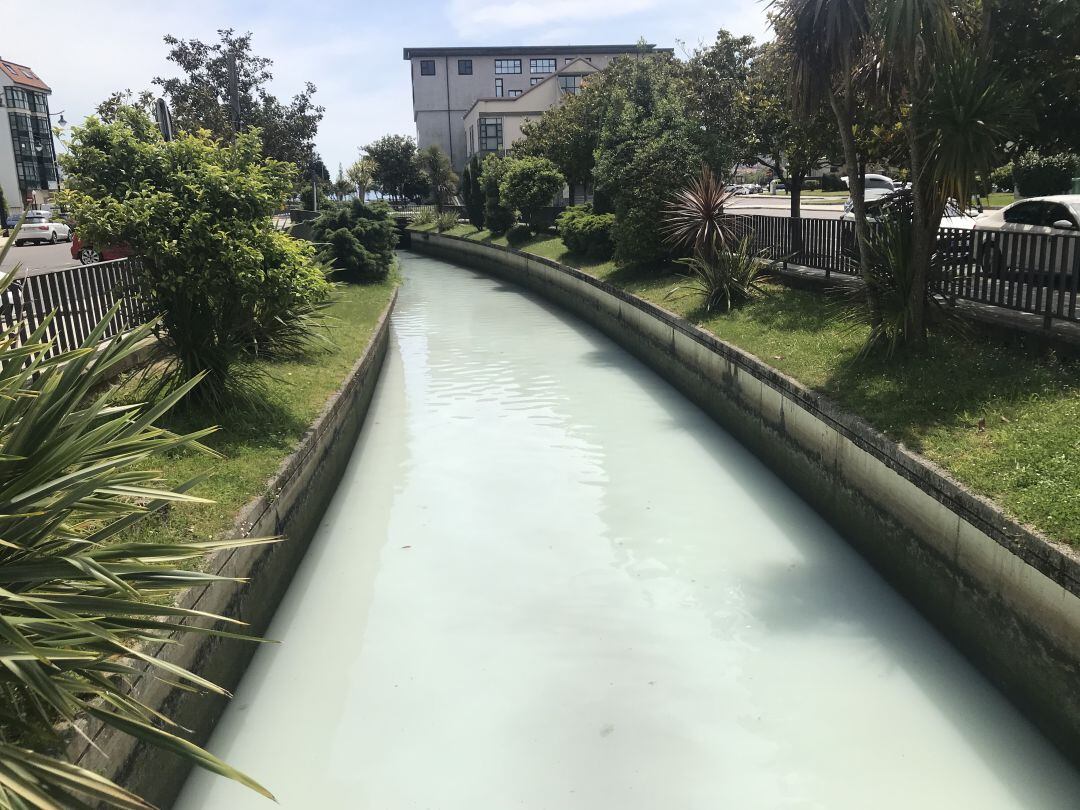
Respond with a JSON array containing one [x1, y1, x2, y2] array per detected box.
[[177, 251, 1080, 808]]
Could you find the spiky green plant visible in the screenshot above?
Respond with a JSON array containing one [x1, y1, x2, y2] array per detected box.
[[666, 236, 773, 314], [661, 164, 742, 260], [0, 233, 273, 808]]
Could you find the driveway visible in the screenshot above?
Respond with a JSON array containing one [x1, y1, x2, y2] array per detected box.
[[1, 240, 80, 275]]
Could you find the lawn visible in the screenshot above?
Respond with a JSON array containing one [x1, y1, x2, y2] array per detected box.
[[120, 275, 397, 548], [418, 224, 1080, 546]]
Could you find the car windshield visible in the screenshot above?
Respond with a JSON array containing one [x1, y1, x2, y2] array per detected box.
[[24, 216, 47, 223]]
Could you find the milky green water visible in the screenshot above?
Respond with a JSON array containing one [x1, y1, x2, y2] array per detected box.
[[176, 251, 1080, 809]]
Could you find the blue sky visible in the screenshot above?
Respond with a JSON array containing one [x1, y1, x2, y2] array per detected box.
[[1, 0, 772, 170]]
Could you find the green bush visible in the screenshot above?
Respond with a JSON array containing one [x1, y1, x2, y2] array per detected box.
[[1013, 150, 1079, 197], [59, 108, 332, 408], [411, 207, 436, 226], [436, 211, 460, 232], [499, 155, 565, 231], [311, 199, 397, 282], [557, 204, 615, 260], [990, 163, 1014, 193], [506, 222, 533, 247], [480, 154, 515, 235], [820, 173, 846, 192], [803, 178, 821, 191]]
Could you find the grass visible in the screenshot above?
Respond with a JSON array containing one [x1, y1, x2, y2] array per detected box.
[[979, 192, 1017, 209], [120, 276, 396, 549], [412, 223, 1080, 546]]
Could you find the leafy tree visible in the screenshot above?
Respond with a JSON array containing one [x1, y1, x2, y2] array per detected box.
[[417, 145, 459, 210], [1012, 149, 1080, 196], [516, 88, 600, 204], [461, 155, 485, 229], [95, 88, 156, 123], [364, 134, 429, 201], [479, 154, 515, 234], [59, 108, 331, 407], [347, 155, 376, 199], [153, 28, 324, 173], [311, 200, 397, 281], [685, 30, 759, 175], [593, 53, 703, 267], [499, 156, 565, 231]]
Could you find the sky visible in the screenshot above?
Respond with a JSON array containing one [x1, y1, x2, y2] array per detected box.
[[0, 0, 773, 171]]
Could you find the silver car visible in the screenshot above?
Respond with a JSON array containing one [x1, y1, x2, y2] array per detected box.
[[972, 195, 1080, 277], [14, 212, 72, 246]]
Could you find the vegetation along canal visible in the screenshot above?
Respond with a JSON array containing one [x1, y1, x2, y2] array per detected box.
[[178, 252, 1080, 808]]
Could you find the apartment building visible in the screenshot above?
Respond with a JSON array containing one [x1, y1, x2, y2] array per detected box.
[[0, 57, 59, 216], [403, 45, 670, 171]]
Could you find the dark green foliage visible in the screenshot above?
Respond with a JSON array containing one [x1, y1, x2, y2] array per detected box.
[[990, 163, 1014, 193], [364, 134, 429, 200], [820, 173, 846, 192], [311, 199, 396, 282], [461, 155, 485, 228], [556, 205, 615, 260], [506, 222, 533, 247], [666, 236, 771, 313], [803, 178, 821, 191], [499, 156, 565, 231], [1012, 150, 1079, 197], [480, 154, 515, 235]]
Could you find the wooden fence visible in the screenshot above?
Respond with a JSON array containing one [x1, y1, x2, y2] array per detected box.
[[2, 258, 145, 358], [742, 215, 1080, 327]]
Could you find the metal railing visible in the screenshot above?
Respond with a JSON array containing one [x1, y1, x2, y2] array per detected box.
[[3, 258, 145, 358], [742, 215, 1080, 327]]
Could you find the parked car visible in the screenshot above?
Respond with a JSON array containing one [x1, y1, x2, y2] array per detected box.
[[14, 213, 72, 246], [971, 195, 1080, 278], [840, 189, 977, 230], [841, 174, 898, 212], [69, 233, 132, 265]]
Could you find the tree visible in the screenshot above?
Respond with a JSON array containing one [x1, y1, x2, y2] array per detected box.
[[516, 88, 600, 204], [311, 200, 397, 281], [153, 29, 324, 173], [417, 145, 459, 210], [346, 155, 376, 199], [364, 134, 428, 201], [480, 154, 515, 234], [499, 156, 565, 231], [332, 163, 353, 200], [461, 155, 485, 229], [59, 108, 331, 407], [94, 88, 156, 123], [685, 30, 759, 175], [593, 53, 703, 267]]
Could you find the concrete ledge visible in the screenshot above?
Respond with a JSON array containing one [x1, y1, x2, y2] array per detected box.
[[67, 289, 397, 808], [411, 231, 1080, 765]]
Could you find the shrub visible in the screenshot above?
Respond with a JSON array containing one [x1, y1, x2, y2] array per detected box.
[[803, 178, 821, 191], [461, 155, 485, 229], [312, 199, 397, 282], [480, 154, 515, 235], [990, 162, 1014, 193], [1013, 150, 1079, 197], [557, 204, 615, 259], [506, 222, 533, 247], [820, 173, 846, 192], [0, 240, 272, 806], [59, 108, 332, 408], [411, 206, 437, 226], [665, 236, 771, 313], [661, 165, 740, 258], [499, 155, 565, 231], [436, 210, 460, 232]]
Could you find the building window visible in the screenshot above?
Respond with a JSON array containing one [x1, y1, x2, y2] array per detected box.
[[508, 89, 522, 97], [420, 60, 436, 76], [565, 57, 573, 64], [479, 117, 503, 152], [494, 78, 503, 97], [494, 59, 521, 74], [458, 59, 472, 75], [530, 58, 556, 74], [530, 77, 542, 86], [558, 75, 582, 95], [4, 87, 29, 110]]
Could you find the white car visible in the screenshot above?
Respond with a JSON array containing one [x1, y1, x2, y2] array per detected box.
[[14, 213, 72, 246], [841, 174, 897, 212], [971, 195, 1080, 276], [839, 192, 977, 230]]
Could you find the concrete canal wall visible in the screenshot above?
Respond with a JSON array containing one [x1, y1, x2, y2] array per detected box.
[[67, 292, 398, 808], [411, 231, 1080, 765]]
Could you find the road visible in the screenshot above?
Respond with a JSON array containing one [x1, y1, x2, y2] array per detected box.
[[0, 240, 81, 275], [729, 195, 845, 219]]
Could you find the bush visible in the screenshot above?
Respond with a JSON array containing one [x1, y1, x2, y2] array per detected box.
[[1013, 150, 1079, 197], [411, 207, 436, 226], [506, 222, 533, 247], [803, 178, 821, 191], [666, 236, 771, 313], [59, 108, 332, 408], [480, 154, 515, 235], [436, 210, 460, 232], [990, 162, 1014, 193], [311, 199, 397, 282], [461, 155, 485, 229], [820, 173, 846, 192], [557, 204, 616, 259], [499, 155, 565, 231]]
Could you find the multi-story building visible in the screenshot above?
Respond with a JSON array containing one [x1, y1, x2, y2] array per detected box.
[[403, 45, 670, 171], [0, 57, 59, 216]]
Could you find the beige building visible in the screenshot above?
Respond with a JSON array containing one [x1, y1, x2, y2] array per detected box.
[[0, 57, 59, 216], [403, 45, 669, 171]]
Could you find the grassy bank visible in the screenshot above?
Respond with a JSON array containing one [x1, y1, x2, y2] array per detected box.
[[415, 223, 1080, 546], [123, 276, 396, 548]]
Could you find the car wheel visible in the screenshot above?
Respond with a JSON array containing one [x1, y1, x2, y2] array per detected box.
[[14, 240, 24, 247], [49, 232, 58, 245], [79, 247, 101, 265], [66, 231, 73, 242]]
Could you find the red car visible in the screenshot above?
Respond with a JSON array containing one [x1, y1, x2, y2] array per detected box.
[[70, 233, 132, 265]]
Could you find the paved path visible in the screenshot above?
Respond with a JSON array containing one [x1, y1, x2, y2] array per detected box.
[[0, 240, 80, 275]]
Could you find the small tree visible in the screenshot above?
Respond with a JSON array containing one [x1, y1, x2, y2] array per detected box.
[[364, 134, 429, 201], [60, 107, 331, 407], [346, 155, 375, 199], [461, 154, 485, 229], [480, 154, 515, 234], [417, 144, 459, 210], [311, 200, 397, 282], [499, 156, 565, 231]]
